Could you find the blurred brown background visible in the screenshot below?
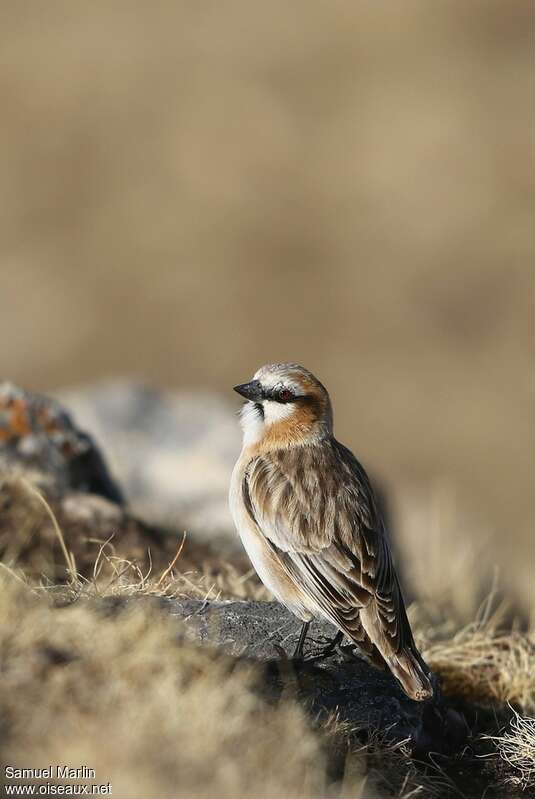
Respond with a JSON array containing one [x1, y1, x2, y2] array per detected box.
[[1, 2, 534, 606]]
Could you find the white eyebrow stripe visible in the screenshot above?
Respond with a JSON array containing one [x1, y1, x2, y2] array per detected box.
[[285, 380, 302, 394]]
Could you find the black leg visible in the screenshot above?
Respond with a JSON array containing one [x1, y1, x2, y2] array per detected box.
[[293, 620, 311, 659]]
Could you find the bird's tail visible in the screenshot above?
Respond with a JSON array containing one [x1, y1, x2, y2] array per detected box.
[[388, 648, 434, 702]]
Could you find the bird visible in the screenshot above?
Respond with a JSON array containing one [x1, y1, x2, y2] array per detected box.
[[229, 362, 433, 701]]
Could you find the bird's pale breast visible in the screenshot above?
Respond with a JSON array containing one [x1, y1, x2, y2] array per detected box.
[[229, 454, 314, 621]]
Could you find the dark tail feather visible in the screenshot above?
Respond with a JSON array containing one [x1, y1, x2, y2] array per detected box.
[[389, 648, 434, 701]]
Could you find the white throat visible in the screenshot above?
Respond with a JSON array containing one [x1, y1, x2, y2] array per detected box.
[[239, 402, 264, 447], [239, 400, 296, 447]]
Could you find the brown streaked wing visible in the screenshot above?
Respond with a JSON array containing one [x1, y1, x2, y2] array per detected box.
[[243, 439, 416, 656]]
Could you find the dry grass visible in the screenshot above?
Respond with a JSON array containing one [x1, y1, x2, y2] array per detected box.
[[418, 609, 535, 714], [0, 575, 332, 799], [337, 729, 459, 799], [0, 486, 335, 796], [486, 710, 535, 791], [393, 481, 502, 625], [0, 573, 456, 799], [1, 480, 534, 797], [0, 473, 265, 599]]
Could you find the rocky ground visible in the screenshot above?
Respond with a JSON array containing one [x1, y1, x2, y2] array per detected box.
[[0, 381, 533, 798]]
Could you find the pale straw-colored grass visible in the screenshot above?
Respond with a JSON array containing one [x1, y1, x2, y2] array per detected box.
[[485, 710, 535, 791]]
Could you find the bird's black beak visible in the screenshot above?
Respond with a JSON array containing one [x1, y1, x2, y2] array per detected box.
[[233, 380, 263, 401]]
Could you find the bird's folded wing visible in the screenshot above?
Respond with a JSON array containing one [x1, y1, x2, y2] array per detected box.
[[243, 441, 412, 654]]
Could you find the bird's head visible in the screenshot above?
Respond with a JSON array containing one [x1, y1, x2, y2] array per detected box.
[[233, 363, 333, 450]]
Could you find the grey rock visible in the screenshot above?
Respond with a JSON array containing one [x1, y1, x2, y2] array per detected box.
[[58, 381, 241, 547], [131, 596, 447, 748]]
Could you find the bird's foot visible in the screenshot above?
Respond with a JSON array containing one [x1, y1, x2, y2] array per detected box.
[[303, 631, 345, 663], [274, 624, 344, 667], [273, 633, 342, 667]]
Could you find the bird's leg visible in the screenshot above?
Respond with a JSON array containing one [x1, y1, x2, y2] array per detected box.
[[277, 623, 341, 664], [293, 620, 311, 660]]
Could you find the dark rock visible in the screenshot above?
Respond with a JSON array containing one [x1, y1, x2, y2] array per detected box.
[[142, 596, 469, 753], [0, 382, 123, 504]]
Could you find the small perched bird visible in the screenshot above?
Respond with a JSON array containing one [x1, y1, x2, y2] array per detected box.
[[229, 363, 433, 701]]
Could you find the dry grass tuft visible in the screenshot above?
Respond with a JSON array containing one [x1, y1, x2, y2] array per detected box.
[[0, 474, 266, 600], [346, 733, 457, 799], [421, 615, 535, 713], [486, 710, 535, 791]]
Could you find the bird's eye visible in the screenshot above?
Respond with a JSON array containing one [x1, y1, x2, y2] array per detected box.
[[278, 388, 293, 402]]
